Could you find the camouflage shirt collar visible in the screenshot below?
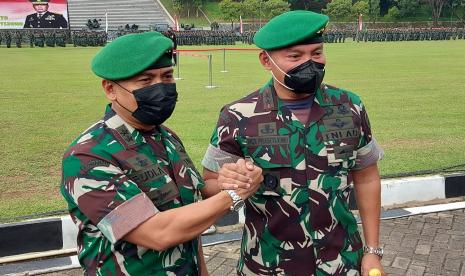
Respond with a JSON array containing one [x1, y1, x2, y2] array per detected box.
[[103, 104, 142, 148], [255, 79, 332, 114], [254, 79, 278, 112]]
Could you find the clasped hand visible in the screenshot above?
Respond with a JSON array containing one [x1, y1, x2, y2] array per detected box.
[[218, 159, 263, 199]]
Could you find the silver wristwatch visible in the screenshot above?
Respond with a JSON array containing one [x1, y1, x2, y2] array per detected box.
[[225, 190, 245, 211], [363, 245, 384, 259]]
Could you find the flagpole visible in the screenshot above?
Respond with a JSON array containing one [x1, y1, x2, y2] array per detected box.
[[105, 11, 108, 33], [174, 15, 179, 31], [240, 15, 243, 35]]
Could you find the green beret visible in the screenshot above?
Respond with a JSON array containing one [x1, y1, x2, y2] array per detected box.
[[254, 10, 329, 50], [30, 0, 49, 4], [91, 32, 173, 81]]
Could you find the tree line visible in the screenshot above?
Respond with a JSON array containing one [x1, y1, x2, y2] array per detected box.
[[171, 0, 465, 26]]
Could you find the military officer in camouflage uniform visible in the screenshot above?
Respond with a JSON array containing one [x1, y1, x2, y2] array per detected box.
[[28, 31, 35, 47], [14, 31, 22, 48], [45, 31, 55, 47], [5, 31, 11, 48], [55, 30, 65, 47], [23, 0, 68, 29], [61, 32, 263, 275], [36, 30, 45, 47], [202, 11, 385, 275]]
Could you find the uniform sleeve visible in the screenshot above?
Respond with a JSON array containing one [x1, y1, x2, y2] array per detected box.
[[201, 107, 244, 172], [61, 152, 158, 244], [353, 102, 384, 170]]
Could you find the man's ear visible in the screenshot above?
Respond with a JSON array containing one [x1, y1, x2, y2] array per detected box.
[[258, 51, 272, 71], [102, 80, 116, 101]]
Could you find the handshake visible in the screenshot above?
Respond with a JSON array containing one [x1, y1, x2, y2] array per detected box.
[[217, 158, 264, 200]]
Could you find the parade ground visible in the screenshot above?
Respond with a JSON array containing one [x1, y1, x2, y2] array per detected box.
[[1, 40, 464, 222], [0, 40, 465, 275]]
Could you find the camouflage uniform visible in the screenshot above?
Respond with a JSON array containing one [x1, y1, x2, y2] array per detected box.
[[5, 31, 11, 48], [61, 106, 205, 275], [202, 80, 383, 275]]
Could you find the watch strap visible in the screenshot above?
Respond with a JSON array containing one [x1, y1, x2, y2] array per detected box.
[[363, 245, 384, 259], [225, 190, 243, 211]]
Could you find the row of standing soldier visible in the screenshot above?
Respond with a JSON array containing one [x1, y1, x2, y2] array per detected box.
[[0, 30, 106, 47], [168, 27, 465, 46], [354, 27, 465, 42], [1, 27, 464, 48], [72, 30, 107, 47], [0, 29, 67, 47]]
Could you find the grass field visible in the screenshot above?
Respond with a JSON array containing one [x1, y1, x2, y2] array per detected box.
[[0, 40, 464, 221]]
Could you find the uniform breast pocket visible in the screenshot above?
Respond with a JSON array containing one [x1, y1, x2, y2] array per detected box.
[[245, 135, 292, 168], [127, 163, 180, 210], [324, 141, 357, 165], [244, 136, 292, 197], [146, 179, 180, 210], [321, 113, 360, 166]]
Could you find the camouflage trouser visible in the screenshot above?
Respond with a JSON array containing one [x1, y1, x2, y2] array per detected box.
[[237, 247, 362, 276], [236, 228, 363, 276]]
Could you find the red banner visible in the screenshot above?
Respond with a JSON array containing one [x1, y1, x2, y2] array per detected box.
[[0, 0, 69, 29]]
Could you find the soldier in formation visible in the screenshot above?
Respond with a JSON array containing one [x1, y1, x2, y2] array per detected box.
[[45, 31, 55, 47], [5, 31, 11, 48], [72, 30, 107, 47], [354, 27, 465, 42], [28, 31, 35, 47], [36, 30, 45, 47], [176, 30, 237, 45], [324, 29, 348, 43], [14, 31, 22, 48]]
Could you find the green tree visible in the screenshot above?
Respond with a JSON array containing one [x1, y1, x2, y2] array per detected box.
[[351, 0, 369, 18], [427, 0, 447, 25], [323, 0, 352, 20], [397, 0, 419, 17], [368, 0, 380, 22], [172, 0, 203, 18], [451, 0, 465, 23], [288, 0, 330, 12], [243, 0, 261, 22], [386, 5, 400, 19], [264, 0, 291, 18], [219, 0, 242, 29], [379, 0, 394, 16], [173, 0, 183, 15], [192, 0, 203, 17]]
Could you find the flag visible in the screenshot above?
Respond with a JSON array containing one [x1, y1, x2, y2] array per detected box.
[[358, 14, 363, 32], [174, 15, 179, 31], [105, 11, 108, 33], [240, 15, 243, 34]]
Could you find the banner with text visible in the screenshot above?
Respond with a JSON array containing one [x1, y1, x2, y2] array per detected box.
[[0, 0, 68, 29]]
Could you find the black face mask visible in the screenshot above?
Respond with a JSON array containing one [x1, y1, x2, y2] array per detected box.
[[283, 59, 325, 94], [116, 82, 178, 126]]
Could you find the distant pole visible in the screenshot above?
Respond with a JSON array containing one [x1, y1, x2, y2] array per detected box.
[[221, 48, 228, 73], [175, 52, 182, 80], [205, 54, 217, 89], [105, 11, 108, 33]]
